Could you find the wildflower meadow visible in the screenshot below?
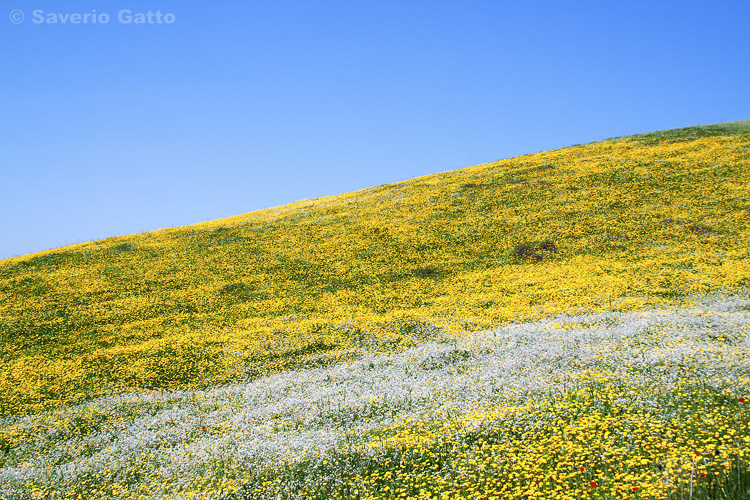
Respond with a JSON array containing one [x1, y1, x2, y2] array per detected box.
[[1, 121, 749, 498]]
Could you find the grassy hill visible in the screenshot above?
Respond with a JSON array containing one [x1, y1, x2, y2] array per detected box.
[[1, 121, 749, 499]]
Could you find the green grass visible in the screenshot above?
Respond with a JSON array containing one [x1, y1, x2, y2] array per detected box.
[[619, 119, 750, 144]]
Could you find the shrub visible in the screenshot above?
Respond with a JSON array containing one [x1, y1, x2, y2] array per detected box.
[[413, 266, 437, 278], [511, 239, 558, 262]]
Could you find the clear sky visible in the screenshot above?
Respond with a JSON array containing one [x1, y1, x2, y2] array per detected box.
[[1, 0, 748, 260]]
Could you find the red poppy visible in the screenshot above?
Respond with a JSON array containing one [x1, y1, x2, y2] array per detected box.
[[201, 426, 206, 430], [701, 472, 706, 478], [590, 481, 598, 488], [632, 487, 638, 492], [740, 397, 746, 403], [694, 451, 699, 455], [580, 467, 585, 472]]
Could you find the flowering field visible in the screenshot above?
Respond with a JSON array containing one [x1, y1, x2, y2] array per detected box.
[[1, 121, 749, 498]]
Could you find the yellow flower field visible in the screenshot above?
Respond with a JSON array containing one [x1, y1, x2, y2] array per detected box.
[[0, 121, 748, 499]]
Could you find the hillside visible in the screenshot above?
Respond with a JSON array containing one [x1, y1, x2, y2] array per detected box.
[[1, 122, 749, 499], [3, 120, 749, 415]]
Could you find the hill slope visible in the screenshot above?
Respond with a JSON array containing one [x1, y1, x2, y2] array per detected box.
[[1, 122, 750, 500], [1, 121, 749, 416]]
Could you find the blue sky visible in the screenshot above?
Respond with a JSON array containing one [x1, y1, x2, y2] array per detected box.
[[1, 0, 748, 260]]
